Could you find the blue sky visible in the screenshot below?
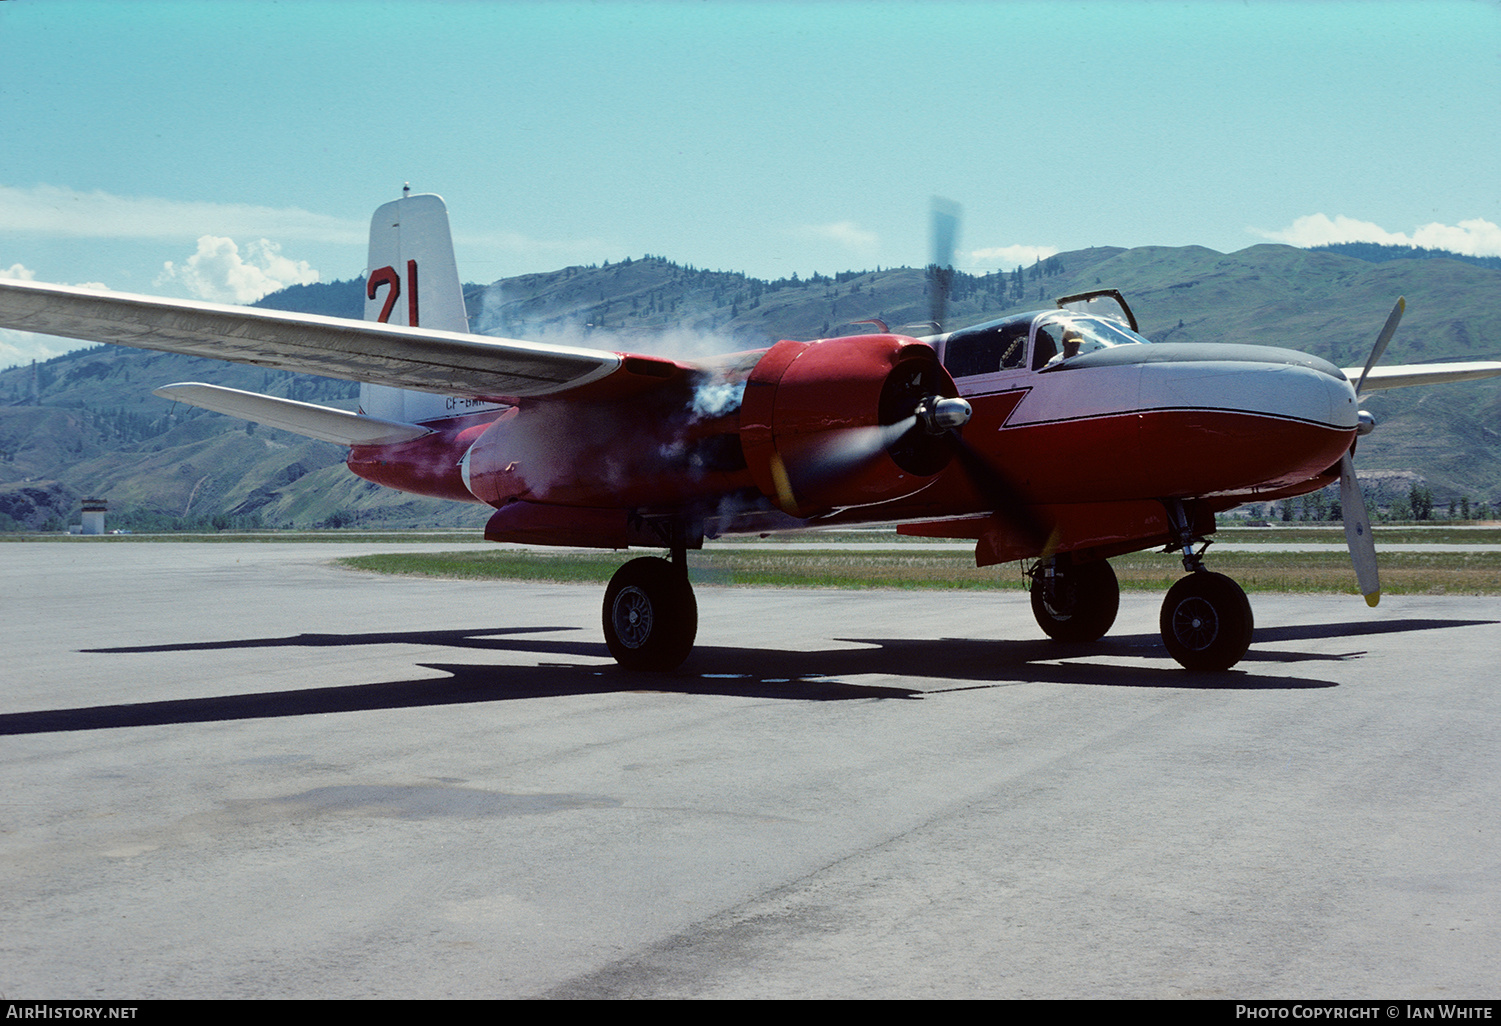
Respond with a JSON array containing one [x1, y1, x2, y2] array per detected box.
[[2, 0, 1499, 364]]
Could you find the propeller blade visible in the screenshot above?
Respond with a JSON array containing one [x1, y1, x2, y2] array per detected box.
[[1338, 450, 1380, 606], [945, 428, 1053, 554], [797, 416, 919, 481], [1340, 298, 1398, 604], [1354, 297, 1405, 396], [786, 397, 972, 490], [778, 399, 1055, 559], [929, 197, 961, 334]]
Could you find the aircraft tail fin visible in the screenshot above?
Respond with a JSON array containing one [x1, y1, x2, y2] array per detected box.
[[360, 192, 481, 423]]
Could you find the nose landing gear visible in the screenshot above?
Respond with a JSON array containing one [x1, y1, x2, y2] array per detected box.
[[1159, 571, 1254, 671], [1157, 499, 1253, 671]]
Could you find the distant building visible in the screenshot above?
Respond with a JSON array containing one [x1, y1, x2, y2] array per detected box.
[[81, 498, 106, 536]]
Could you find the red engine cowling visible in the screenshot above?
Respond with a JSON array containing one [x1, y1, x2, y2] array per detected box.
[[739, 334, 959, 516]]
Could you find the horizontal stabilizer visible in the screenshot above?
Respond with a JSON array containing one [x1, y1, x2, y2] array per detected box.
[[0, 279, 621, 400], [1342, 361, 1501, 392], [153, 383, 432, 446]]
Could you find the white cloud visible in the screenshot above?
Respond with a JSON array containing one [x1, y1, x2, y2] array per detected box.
[[968, 245, 1060, 271], [795, 221, 881, 255], [457, 228, 616, 267], [0, 183, 622, 283], [1253, 214, 1501, 257], [1, 263, 106, 291], [1407, 219, 1501, 255], [0, 183, 364, 245], [0, 328, 94, 369], [156, 236, 319, 303]]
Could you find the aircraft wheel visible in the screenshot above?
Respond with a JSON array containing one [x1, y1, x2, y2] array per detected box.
[[1159, 572, 1253, 671], [603, 557, 697, 671], [1030, 559, 1120, 643]]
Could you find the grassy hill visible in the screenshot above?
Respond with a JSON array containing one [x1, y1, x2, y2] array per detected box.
[[2, 243, 1498, 531]]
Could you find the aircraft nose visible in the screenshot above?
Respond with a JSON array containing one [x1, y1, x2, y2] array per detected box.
[[1139, 355, 1359, 433], [1268, 360, 1360, 431], [1325, 369, 1361, 430], [1124, 357, 1361, 497]]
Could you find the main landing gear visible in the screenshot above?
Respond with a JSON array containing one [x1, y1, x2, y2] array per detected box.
[[1028, 556, 1120, 643], [602, 554, 698, 671], [601, 506, 1253, 673]]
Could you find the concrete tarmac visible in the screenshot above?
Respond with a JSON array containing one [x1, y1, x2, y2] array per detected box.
[[2, 542, 1498, 999]]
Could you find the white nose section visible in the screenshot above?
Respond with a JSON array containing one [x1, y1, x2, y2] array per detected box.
[[1139, 361, 1358, 431]]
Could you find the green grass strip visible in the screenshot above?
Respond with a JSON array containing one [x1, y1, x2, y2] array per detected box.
[[338, 548, 1501, 596]]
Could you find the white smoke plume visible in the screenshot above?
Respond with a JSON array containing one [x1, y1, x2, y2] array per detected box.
[[690, 378, 746, 418], [468, 281, 756, 423]]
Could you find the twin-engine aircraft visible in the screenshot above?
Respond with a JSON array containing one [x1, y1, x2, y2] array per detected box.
[[4, 192, 1500, 671]]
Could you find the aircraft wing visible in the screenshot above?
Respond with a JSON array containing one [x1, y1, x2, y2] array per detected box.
[[1341, 361, 1501, 392], [152, 383, 433, 446], [0, 279, 622, 399]]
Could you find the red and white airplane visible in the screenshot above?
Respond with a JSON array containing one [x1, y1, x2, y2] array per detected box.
[[4, 192, 1500, 671]]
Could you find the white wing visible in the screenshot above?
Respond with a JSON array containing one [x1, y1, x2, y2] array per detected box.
[[151, 383, 433, 446], [0, 279, 622, 399], [1341, 361, 1501, 392]]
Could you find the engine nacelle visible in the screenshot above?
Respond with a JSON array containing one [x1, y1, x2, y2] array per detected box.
[[739, 334, 960, 516]]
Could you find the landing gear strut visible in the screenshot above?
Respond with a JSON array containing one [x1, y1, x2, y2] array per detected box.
[[1157, 499, 1253, 671], [603, 556, 697, 671], [1029, 556, 1120, 643]]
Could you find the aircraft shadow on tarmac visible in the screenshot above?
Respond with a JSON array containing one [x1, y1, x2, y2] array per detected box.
[[4, 617, 1492, 735]]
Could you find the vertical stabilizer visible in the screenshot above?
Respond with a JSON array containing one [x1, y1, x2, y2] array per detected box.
[[361, 192, 492, 423]]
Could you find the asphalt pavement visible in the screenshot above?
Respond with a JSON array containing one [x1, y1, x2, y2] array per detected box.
[[2, 542, 1497, 998]]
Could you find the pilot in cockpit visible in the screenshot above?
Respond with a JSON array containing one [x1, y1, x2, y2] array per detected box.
[[1043, 328, 1085, 366], [1045, 326, 1107, 366], [1060, 329, 1085, 360]]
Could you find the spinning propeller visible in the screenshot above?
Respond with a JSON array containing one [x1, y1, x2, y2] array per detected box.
[[778, 197, 1049, 548], [769, 197, 973, 496], [1339, 297, 1404, 607], [929, 197, 962, 335], [925, 197, 1053, 548]]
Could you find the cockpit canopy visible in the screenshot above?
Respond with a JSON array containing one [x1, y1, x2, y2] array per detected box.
[[940, 309, 1149, 378]]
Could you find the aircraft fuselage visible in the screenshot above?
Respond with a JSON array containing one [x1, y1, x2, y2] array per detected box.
[[345, 320, 1359, 562]]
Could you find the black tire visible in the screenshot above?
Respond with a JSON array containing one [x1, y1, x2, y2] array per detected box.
[[1159, 572, 1254, 671], [602, 557, 698, 671], [1030, 559, 1120, 643]]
